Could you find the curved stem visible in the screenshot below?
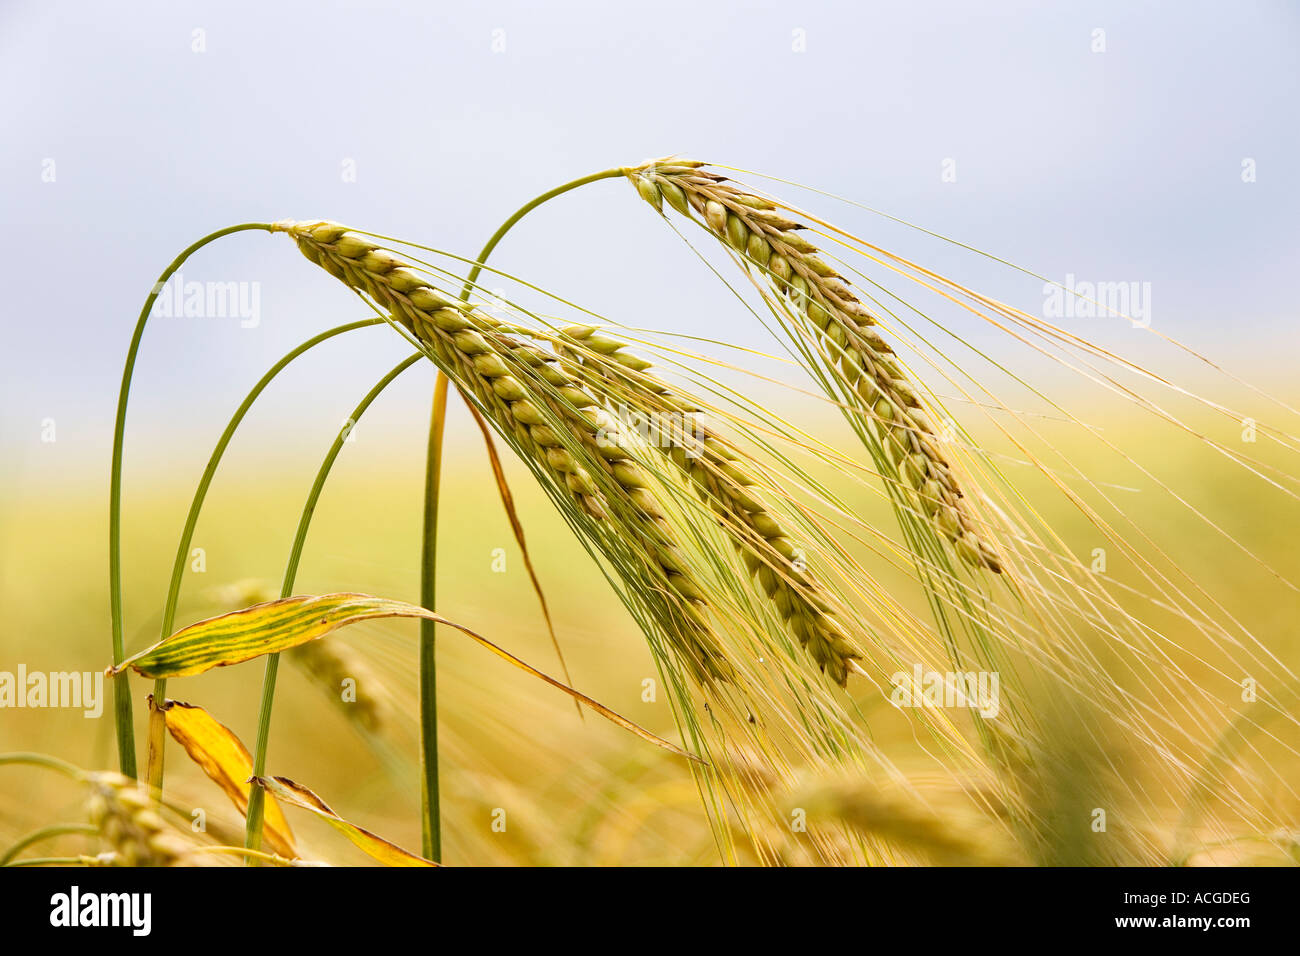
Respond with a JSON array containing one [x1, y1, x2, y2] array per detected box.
[[145, 317, 385, 791], [193, 845, 296, 866], [244, 352, 423, 854], [0, 752, 84, 778], [7, 856, 100, 867], [1, 824, 97, 866], [457, 168, 626, 301], [110, 222, 275, 778], [419, 167, 625, 860]]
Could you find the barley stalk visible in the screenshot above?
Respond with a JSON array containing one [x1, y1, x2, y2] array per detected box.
[[556, 325, 861, 685], [628, 161, 1001, 573], [110, 222, 278, 780], [277, 220, 733, 682]]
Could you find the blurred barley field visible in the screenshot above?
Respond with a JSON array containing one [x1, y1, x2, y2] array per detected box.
[[4, 375, 1298, 866], [1, 0, 1295, 878]]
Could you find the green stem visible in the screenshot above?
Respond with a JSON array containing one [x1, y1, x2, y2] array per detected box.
[[0, 752, 84, 778], [1, 824, 97, 866], [418, 373, 448, 860], [193, 845, 296, 865], [457, 168, 626, 301], [244, 352, 423, 854], [146, 317, 384, 791], [7, 857, 99, 867], [110, 222, 275, 778], [419, 167, 626, 860]]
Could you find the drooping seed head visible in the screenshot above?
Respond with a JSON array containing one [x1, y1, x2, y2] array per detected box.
[[623, 164, 1003, 575], [555, 323, 862, 685], [279, 221, 736, 682]]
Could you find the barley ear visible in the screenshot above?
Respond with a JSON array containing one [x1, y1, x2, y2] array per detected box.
[[85, 772, 203, 866], [626, 163, 1002, 575], [556, 324, 862, 686], [278, 221, 736, 684]]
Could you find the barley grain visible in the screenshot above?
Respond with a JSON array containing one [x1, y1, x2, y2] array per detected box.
[[85, 771, 201, 866]]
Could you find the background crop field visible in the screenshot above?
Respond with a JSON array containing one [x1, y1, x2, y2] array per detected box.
[[2, 1, 1297, 866]]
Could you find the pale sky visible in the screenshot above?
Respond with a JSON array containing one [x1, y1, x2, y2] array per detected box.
[[2, 0, 1296, 482]]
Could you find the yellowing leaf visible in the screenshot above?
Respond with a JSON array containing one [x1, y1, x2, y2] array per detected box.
[[157, 698, 297, 859], [113, 593, 701, 762], [253, 776, 435, 867], [113, 594, 440, 680]]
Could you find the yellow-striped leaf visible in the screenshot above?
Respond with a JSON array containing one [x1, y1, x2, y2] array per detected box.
[[156, 698, 298, 859], [112, 592, 700, 762], [253, 776, 435, 867], [113, 594, 441, 679]]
